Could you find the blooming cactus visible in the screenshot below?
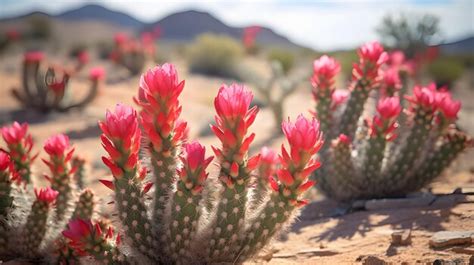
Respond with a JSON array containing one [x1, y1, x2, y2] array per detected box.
[[87, 64, 323, 264], [11, 52, 104, 113], [311, 42, 472, 201]]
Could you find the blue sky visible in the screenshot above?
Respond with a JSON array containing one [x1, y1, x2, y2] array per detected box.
[[0, 0, 472, 50]]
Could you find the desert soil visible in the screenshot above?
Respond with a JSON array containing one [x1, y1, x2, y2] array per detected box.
[[0, 55, 473, 264]]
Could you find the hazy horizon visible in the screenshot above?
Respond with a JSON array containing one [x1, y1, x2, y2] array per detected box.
[[1, 0, 472, 50]]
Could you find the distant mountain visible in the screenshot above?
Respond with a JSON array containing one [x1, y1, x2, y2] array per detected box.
[[149, 10, 295, 47], [56, 4, 143, 29], [438, 36, 474, 55], [0, 4, 299, 48]]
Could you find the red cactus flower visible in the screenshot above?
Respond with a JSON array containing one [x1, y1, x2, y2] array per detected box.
[[272, 115, 323, 207], [258, 146, 278, 178], [44, 134, 72, 157], [337, 134, 351, 145], [381, 68, 402, 96], [24, 51, 44, 64], [137, 64, 186, 152], [331, 89, 349, 110], [2, 122, 29, 145], [282, 114, 323, 157], [242, 26, 261, 49], [353, 41, 388, 82], [89, 67, 105, 81], [437, 92, 461, 120], [406, 83, 438, 111], [99, 104, 141, 178], [211, 84, 258, 155], [311, 55, 340, 88], [63, 219, 119, 255], [388, 50, 405, 67], [0, 151, 11, 172], [114, 32, 128, 46], [178, 141, 213, 194], [76, 51, 89, 65], [6, 29, 20, 41], [34, 187, 59, 204], [376, 97, 402, 120]]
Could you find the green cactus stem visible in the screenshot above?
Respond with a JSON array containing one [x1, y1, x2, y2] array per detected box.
[[408, 128, 471, 192], [383, 107, 434, 196], [71, 189, 94, 220], [338, 80, 372, 138]]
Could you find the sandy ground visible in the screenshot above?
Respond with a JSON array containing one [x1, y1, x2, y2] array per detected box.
[[0, 54, 473, 264]]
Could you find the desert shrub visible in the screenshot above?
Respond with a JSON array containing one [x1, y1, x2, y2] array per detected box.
[[28, 15, 52, 40], [188, 34, 244, 79], [268, 48, 295, 74], [428, 57, 465, 87]]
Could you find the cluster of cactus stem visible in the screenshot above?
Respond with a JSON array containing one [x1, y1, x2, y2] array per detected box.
[[11, 51, 104, 113], [311, 41, 472, 202], [249, 60, 300, 129], [90, 63, 323, 264], [110, 32, 157, 75], [0, 123, 99, 263]]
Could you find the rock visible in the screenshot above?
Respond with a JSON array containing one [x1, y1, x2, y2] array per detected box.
[[451, 247, 474, 255], [297, 248, 339, 257], [429, 231, 474, 248], [431, 194, 468, 208], [365, 194, 436, 211], [356, 255, 387, 265], [391, 229, 412, 245], [453, 187, 474, 195]]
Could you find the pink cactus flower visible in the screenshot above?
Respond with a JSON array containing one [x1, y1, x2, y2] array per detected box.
[[211, 84, 258, 153], [376, 97, 402, 120], [99, 104, 141, 178], [89, 67, 105, 81], [406, 84, 438, 111], [437, 93, 461, 120], [34, 187, 59, 204], [331, 89, 349, 110], [311, 55, 341, 88], [282, 114, 323, 156], [337, 134, 351, 145], [177, 141, 213, 194], [24, 51, 44, 64], [259, 146, 278, 178], [2, 122, 29, 145], [137, 64, 187, 150], [353, 41, 388, 82], [242, 26, 261, 49], [114, 32, 128, 46], [6, 29, 20, 41], [0, 151, 11, 172], [76, 51, 89, 65], [44, 134, 71, 157]]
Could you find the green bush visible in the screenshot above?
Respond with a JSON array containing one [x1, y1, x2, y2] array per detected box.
[[267, 48, 295, 74], [328, 50, 358, 79], [188, 34, 244, 79], [428, 57, 465, 87]]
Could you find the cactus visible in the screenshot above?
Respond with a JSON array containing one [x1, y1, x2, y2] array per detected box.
[[86, 63, 323, 264], [250, 61, 300, 129], [0, 128, 98, 263], [310, 41, 472, 201], [11, 51, 105, 113], [110, 32, 156, 75]]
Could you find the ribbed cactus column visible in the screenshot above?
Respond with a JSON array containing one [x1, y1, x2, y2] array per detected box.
[[99, 104, 155, 260], [71, 156, 86, 189], [239, 115, 323, 261], [0, 152, 15, 253], [63, 219, 128, 264], [360, 97, 401, 196], [384, 85, 438, 195], [338, 42, 388, 138], [1, 122, 37, 184], [251, 147, 278, 209], [167, 142, 213, 263], [71, 189, 95, 220], [22, 187, 58, 256], [135, 64, 187, 230], [408, 128, 471, 192], [42, 134, 75, 221], [310, 56, 344, 193], [208, 84, 260, 261], [327, 134, 359, 201]]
